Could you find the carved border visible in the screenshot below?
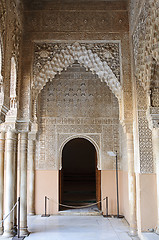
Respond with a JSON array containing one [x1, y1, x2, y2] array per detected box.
[[58, 133, 101, 170]]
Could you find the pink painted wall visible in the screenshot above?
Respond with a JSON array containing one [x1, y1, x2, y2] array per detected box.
[[119, 171, 130, 222], [101, 170, 129, 223], [32, 169, 129, 218], [34, 170, 59, 215], [137, 173, 157, 232], [27, 170, 158, 232]]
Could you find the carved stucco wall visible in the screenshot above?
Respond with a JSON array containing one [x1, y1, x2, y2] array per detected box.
[[129, 0, 158, 173], [136, 79, 154, 173], [20, 1, 131, 125], [0, 0, 23, 122], [33, 41, 122, 101], [131, 0, 158, 88], [36, 62, 120, 171]]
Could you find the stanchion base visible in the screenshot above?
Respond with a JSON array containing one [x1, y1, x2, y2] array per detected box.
[[112, 215, 124, 218], [41, 214, 50, 217], [103, 215, 111, 218], [103, 214, 124, 218], [12, 236, 25, 240]]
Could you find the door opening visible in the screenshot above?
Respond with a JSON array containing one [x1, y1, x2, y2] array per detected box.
[[59, 138, 101, 211]]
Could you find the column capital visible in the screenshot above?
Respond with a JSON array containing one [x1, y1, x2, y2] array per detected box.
[[120, 119, 133, 134], [0, 131, 5, 139], [5, 129, 18, 140], [0, 122, 18, 134], [16, 119, 31, 132], [19, 132, 28, 138]]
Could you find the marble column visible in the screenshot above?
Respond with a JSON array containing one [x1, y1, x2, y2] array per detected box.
[[13, 134, 18, 232], [3, 130, 17, 237], [28, 138, 36, 215], [19, 132, 29, 236], [152, 128, 159, 234], [127, 132, 137, 236], [0, 132, 5, 235]]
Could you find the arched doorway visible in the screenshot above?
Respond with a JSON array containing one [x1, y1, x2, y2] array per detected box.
[[59, 138, 101, 211]]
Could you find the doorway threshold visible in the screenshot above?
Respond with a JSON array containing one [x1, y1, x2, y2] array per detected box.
[[58, 206, 102, 216]]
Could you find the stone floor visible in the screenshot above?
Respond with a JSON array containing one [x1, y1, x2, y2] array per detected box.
[[1, 214, 159, 240], [25, 215, 139, 240], [142, 233, 159, 240]]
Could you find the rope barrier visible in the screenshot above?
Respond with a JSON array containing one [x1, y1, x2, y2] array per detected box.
[[0, 201, 18, 224], [58, 198, 106, 209]]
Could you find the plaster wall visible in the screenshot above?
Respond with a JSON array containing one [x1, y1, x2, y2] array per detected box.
[[101, 170, 129, 221], [137, 173, 158, 232], [31, 169, 129, 217], [31, 169, 157, 228], [34, 170, 59, 215]]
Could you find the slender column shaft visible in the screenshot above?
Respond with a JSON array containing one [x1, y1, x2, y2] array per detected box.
[[127, 132, 137, 236], [28, 139, 36, 215], [13, 135, 18, 232], [0, 132, 5, 235], [19, 132, 29, 236], [152, 129, 159, 234], [3, 131, 16, 237]]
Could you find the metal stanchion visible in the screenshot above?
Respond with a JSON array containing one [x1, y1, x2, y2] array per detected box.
[[106, 151, 124, 219], [115, 150, 119, 218], [106, 197, 108, 217], [103, 197, 110, 217], [115, 151, 124, 218], [41, 196, 50, 217], [18, 197, 20, 238]]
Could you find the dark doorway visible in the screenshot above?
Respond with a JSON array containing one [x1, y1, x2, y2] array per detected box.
[[59, 138, 101, 211]]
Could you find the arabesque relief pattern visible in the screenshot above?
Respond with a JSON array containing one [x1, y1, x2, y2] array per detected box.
[[0, 0, 23, 123], [36, 63, 120, 170], [132, 0, 159, 91], [136, 80, 154, 173], [131, 0, 159, 173]]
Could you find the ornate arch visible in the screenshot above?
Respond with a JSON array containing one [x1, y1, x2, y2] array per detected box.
[[59, 134, 101, 170], [32, 42, 122, 101]]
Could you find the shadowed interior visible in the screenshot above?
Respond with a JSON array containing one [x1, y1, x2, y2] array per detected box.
[[60, 138, 100, 210]]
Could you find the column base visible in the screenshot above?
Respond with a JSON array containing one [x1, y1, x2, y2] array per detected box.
[[28, 212, 35, 216], [128, 228, 137, 237], [2, 230, 14, 238], [156, 227, 159, 235], [0, 226, 3, 235], [20, 228, 29, 237]]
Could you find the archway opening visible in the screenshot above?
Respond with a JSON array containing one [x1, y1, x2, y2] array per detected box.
[[59, 138, 101, 211]]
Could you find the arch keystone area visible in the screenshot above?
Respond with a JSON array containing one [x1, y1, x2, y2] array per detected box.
[[32, 42, 122, 100]]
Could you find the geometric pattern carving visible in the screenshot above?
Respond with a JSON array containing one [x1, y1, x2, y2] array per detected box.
[[33, 41, 122, 100], [37, 63, 120, 170], [137, 80, 154, 173]]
